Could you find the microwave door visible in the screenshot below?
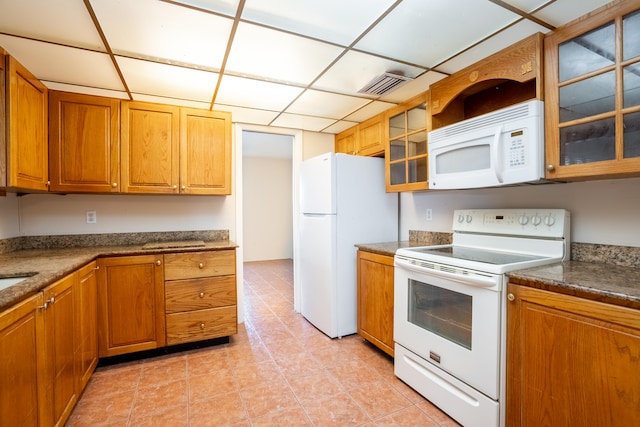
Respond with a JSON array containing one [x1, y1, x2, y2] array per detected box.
[[429, 126, 503, 190]]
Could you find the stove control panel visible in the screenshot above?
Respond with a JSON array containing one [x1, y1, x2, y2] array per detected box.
[[453, 209, 570, 239]]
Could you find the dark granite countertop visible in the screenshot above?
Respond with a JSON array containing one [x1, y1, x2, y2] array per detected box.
[[0, 240, 237, 311], [507, 261, 640, 310], [355, 241, 416, 257]]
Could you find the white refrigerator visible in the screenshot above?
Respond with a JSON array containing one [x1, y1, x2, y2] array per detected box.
[[298, 152, 398, 338]]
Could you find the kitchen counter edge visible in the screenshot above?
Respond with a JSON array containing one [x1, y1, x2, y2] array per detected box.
[[0, 240, 238, 311], [507, 260, 640, 311]]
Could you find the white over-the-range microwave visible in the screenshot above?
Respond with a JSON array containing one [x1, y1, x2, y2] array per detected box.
[[428, 99, 545, 190]]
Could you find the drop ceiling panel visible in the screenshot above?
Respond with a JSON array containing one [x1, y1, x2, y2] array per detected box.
[[533, 0, 612, 28], [216, 75, 304, 111], [0, 36, 124, 91], [286, 90, 370, 119], [133, 94, 211, 110], [117, 57, 218, 102], [271, 113, 337, 132], [225, 23, 344, 85], [90, 0, 233, 68], [323, 120, 359, 134], [501, 0, 550, 14], [213, 104, 280, 125], [355, 0, 519, 67], [241, 0, 397, 45], [434, 20, 550, 75], [344, 101, 396, 122], [313, 50, 425, 95], [168, 0, 240, 17], [0, 0, 104, 50]]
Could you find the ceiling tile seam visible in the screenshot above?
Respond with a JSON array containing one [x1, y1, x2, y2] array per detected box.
[[266, 0, 406, 128], [83, 0, 132, 100], [210, 0, 246, 110], [39, 80, 128, 96], [489, 0, 556, 30], [159, 0, 235, 20], [428, 17, 541, 73]]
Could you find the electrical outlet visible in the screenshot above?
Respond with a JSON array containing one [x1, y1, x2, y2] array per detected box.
[[426, 208, 433, 221], [86, 211, 97, 224]]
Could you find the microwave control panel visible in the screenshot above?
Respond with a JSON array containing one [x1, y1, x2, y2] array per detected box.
[[507, 129, 527, 167]]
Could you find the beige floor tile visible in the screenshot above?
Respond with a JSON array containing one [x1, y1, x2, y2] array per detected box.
[[189, 391, 248, 426], [189, 368, 238, 401], [301, 391, 371, 426], [348, 380, 412, 420], [238, 378, 299, 418], [287, 370, 344, 404]]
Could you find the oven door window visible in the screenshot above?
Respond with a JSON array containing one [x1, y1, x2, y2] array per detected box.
[[408, 279, 472, 350]]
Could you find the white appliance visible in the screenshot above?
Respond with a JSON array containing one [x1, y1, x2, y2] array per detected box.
[[299, 152, 398, 338], [428, 99, 545, 189], [394, 208, 570, 427]]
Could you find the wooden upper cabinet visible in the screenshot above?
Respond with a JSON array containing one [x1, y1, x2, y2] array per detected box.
[[429, 33, 543, 131], [180, 108, 232, 195], [335, 126, 356, 155], [544, 1, 640, 181], [357, 115, 385, 157], [5, 55, 48, 191], [121, 101, 180, 194], [49, 91, 120, 193], [0, 48, 6, 191]]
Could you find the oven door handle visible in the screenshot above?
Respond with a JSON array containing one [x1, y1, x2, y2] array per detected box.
[[395, 258, 499, 289]]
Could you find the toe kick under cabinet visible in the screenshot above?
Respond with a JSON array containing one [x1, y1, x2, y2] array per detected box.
[[163, 250, 238, 345]]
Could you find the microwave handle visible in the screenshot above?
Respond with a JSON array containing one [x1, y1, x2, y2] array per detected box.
[[491, 125, 504, 183]]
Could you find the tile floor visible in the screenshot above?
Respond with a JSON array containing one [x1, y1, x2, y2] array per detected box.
[[66, 259, 459, 426]]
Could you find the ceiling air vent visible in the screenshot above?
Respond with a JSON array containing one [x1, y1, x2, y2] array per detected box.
[[358, 72, 413, 96]]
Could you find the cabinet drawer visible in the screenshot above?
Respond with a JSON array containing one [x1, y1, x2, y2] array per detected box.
[[164, 250, 235, 280], [166, 306, 237, 345], [165, 276, 236, 314]]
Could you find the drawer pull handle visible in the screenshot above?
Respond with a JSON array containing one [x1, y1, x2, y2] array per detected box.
[[200, 323, 205, 330], [156, 260, 162, 266], [198, 262, 204, 269], [199, 292, 205, 298]]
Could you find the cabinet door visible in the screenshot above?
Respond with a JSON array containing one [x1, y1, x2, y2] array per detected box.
[[180, 108, 232, 195], [357, 115, 385, 157], [0, 294, 46, 427], [74, 261, 98, 392], [121, 101, 180, 193], [386, 93, 429, 192], [0, 48, 6, 191], [544, 2, 640, 180], [97, 255, 165, 357], [6, 55, 48, 191], [49, 91, 120, 193], [43, 273, 78, 427], [506, 283, 640, 427], [357, 251, 394, 356], [335, 126, 356, 155]]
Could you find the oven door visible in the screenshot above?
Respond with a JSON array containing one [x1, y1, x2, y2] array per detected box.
[[394, 256, 503, 399]]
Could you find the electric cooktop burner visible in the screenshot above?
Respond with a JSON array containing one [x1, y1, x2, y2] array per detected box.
[[409, 246, 546, 266]]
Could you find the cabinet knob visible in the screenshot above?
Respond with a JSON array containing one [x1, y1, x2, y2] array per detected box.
[[181, 185, 186, 190], [546, 164, 555, 171], [156, 260, 162, 266], [172, 185, 178, 190], [38, 297, 55, 310], [200, 323, 205, 330], [507, 293, 515, 302], [198, 262, 204, 269], [94, 266, 100, 270], [112, 183, 117, 188], [199, 292, 205, 298]]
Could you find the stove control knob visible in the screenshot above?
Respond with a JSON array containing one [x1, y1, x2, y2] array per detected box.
[[531, 215, 542, 226], [544, 215, 556, 226], [518, 215, 529, 225], [465, 215, 473, 223], [458, 214, 465, 223]]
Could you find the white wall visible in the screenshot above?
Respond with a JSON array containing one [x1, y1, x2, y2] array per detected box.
[[401, 177, 640, 247], [302, 130, 335, 160], [0, 193, 20, 239], [13, 193, 236, 237], [242, 156, 293, 261]]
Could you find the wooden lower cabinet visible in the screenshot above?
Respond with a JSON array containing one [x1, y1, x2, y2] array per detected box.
[[506, 283, 640, 426], [164, 250, 237, 345], [75, 261, 98, 391], [97, 254, 166, 357], [0, 293, 46, 427], [357, 250, 395, 356]]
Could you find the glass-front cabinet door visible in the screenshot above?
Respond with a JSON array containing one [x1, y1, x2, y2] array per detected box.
[[544, 2, 640, 180], [386, 93, 428, 192]]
